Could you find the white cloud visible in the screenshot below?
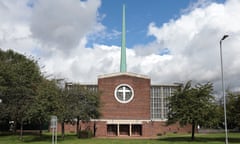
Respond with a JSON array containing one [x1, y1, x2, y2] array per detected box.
[[147, 0, 240, 91], [0, 0, 240, 93], [30, 0, 102, 55], [0, 0, 34, 53]]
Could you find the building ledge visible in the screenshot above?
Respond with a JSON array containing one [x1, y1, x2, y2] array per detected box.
[[91, 119, 167, 123], [98, 72, 150, 80]]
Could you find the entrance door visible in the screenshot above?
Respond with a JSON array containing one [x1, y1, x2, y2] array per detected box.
[[119, 125, 129, 136], [107, 124, 117, 136], [132, 124, 142, 136]]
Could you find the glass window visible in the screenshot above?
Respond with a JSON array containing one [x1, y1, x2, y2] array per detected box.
[[151, 86, 176, 120]]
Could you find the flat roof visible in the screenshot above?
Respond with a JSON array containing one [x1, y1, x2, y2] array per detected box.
[[98, 72, 150, 80]]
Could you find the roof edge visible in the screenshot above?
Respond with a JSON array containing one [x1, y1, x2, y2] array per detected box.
[[98, 72, 150, 80]]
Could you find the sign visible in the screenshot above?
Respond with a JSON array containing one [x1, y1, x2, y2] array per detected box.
[[51, 116, 57, 144], [51, 116, 57, 128]]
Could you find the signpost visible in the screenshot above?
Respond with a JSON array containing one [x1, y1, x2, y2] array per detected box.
[[51, 116, 58, 144]]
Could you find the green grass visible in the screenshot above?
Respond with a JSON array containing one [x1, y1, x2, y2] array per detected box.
[[0, 132, 240, 144]]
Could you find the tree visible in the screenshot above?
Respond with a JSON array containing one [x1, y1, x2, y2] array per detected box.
[[27, 79, 60, 135], [54, 82, 76, 139], [71, 86, 100, 133], [54, 83, 101, 139], [0, 49, 101, 139], [167, 81, 219, 140], [226, 92, 240, 129], [0, 49, 42, 139]]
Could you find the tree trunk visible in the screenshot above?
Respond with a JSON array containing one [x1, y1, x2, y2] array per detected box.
[[13, 118, 17, 134], [39, 120, 42, 136], [61, 121, 65, 140], [191, 120, 195, 141], [76, 116, 80, 135], [93, 121, 96, 137], [20, 120, 23, 140]]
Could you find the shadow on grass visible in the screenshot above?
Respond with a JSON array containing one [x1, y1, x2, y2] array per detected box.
[[23, 134, 52, 143], [0, 132, 78, 143], [23, 134, 78, 143], [158, 136, 240, 143]]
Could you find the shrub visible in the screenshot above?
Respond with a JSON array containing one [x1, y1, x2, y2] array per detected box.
[[78, 130, 93, 138]]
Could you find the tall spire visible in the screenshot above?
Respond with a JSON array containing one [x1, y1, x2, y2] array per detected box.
[[120, 4, 127, 72]]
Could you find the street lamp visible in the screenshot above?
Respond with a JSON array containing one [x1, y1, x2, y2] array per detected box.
[[220, 34, 229, 144]]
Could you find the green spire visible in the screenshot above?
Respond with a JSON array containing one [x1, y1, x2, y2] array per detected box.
[[120, 4, 127, 72]]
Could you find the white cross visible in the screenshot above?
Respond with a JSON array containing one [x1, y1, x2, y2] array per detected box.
[[118, 86, 131, 101]]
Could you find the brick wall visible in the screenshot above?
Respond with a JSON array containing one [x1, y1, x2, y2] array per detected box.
[[56, 121, 192, 137], [98, 74, 150, 119], [142, 121, 192, 137]]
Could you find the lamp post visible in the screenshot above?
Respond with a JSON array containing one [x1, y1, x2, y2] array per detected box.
[[220, 34, 229, 144]]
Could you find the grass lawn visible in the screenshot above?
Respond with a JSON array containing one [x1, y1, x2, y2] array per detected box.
[[0, 132, 239, 144]]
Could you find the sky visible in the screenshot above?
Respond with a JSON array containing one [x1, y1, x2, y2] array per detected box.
[[0, 0, 240, 94]]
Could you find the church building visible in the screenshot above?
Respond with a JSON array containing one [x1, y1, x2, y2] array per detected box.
[[63, 5, 191, 137]]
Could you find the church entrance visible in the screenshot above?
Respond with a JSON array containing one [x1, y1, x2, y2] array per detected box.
[[119, 125, 129, 135], [131, 124, 142, 136], [107, 124, 142, 136], [107, 124, 117, 136]]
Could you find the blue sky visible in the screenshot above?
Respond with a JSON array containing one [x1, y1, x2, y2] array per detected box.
[[88, 0, 226, 48]]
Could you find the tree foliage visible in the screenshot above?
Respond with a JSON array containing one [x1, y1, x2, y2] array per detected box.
[[0, 49, 42, 132], [167, 81, 219, 140], [0, 49, 101, 139], [54, 83, 100, 138], [27, 79, 60, 134], [226, 92, 240, 129]]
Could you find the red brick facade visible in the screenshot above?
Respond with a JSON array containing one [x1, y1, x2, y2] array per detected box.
[[98, 73, 150, 119], [59, 121, 192, 137]]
